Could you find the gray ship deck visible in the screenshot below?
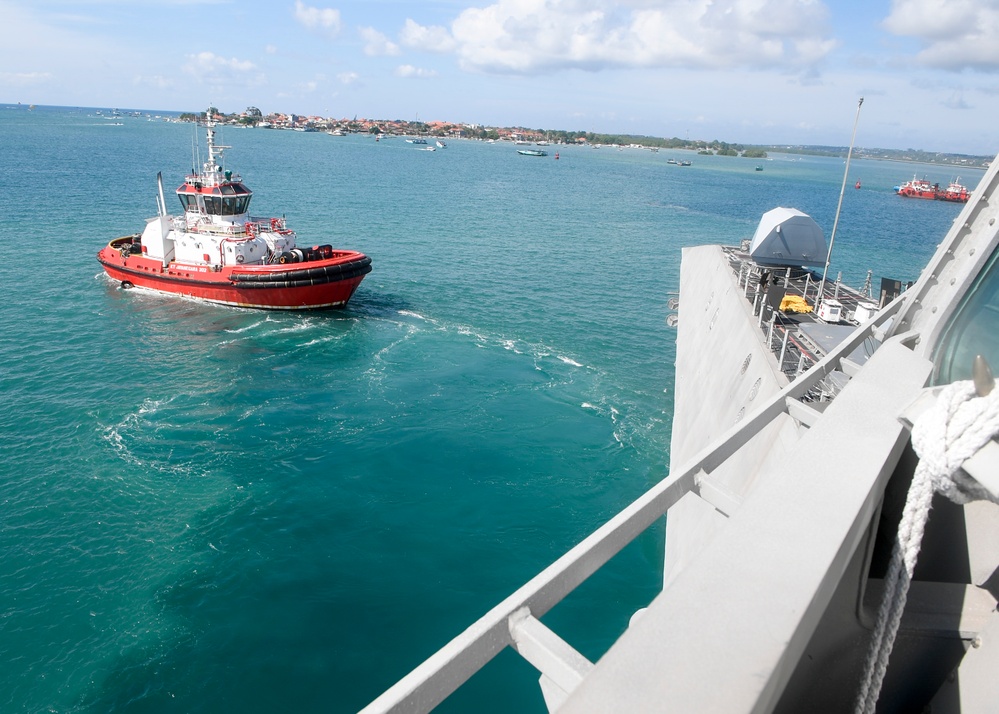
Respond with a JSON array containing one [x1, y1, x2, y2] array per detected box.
[[722, 245, 887, 397]]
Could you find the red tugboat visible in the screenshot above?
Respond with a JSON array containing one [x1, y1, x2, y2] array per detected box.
[[893, 175, 971, 203], [895, 175, 939, 199], [98, 113, 371, 310], [936, 178, 971, 203]]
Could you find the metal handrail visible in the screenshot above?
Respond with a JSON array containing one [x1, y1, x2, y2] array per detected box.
[[360, 294, 908, 714]]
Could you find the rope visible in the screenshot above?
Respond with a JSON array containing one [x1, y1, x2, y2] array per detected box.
[[854, 380, 999, 714]]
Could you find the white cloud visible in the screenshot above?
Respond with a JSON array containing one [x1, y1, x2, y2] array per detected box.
[[132, 74, 176, 90], [395, 64, 438, 78], [942, 92, 971, 110], [294, 0, 341, 37], [883, 0, 999, 70], [181, 52, 265, 91], [0, 71, 53, 86], [406, 0, 835, 75], [360, 26, 401, 56], [400, 18, 457, 53], [882, 0, 978, 40], [265, 44, 278, 55], [338, 71, 360, 84], [185, 51, 256, 73]]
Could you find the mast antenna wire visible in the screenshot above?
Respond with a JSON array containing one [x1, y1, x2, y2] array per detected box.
[[818, 97, 864, 309]]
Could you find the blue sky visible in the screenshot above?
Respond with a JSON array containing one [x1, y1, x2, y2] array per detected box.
[[3, 0, 999, 154]]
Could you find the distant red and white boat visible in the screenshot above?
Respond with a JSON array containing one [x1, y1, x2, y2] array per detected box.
[[893, 174, 970, 203], [937, 179, 971, 203], [895, 175, 939, 199], [98, 112, 371, 310]]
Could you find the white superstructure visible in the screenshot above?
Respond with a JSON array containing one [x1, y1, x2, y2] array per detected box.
[[137, 116, 302, 270]]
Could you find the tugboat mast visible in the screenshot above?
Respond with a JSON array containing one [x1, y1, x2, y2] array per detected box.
[[200, 115, 231, 183]]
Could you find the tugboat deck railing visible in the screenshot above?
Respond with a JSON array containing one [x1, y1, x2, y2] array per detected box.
[[359, 293, 909, 714]]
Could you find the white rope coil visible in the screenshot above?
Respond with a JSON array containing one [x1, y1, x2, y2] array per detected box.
[[855, 380, 999, 714]]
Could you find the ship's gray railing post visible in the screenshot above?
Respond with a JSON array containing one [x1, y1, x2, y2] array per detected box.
[[778, 327, 790, 370], [359, 296, 909, 714]]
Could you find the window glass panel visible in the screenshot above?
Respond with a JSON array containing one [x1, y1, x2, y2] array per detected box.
[[933, 246, 999, 384]]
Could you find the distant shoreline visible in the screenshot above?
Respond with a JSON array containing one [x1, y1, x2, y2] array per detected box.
[[4, 102, 993, 167]]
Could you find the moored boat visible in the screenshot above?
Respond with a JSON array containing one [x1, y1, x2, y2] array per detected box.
[[937, 178, 970, 202], [894, 174, 971, 202], [97, 112, 371, 310], [517, 148, 548, 157], [895, 175, 938, 198]]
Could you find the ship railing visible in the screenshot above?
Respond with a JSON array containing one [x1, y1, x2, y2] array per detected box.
[[195, 222, 251, 237], [730, 253, 884, 397], [247, 215, 287, 232], [359, 294, 909, 714]]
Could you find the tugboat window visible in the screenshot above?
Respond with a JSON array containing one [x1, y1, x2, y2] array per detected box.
[[933, 245, 999, 384]]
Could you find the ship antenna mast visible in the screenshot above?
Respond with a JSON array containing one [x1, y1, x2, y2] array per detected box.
[[817, 97, 863, 309], [191, 123, 200, 178]]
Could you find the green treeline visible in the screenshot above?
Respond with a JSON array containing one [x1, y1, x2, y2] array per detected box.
[[174, 110, 991, 166]]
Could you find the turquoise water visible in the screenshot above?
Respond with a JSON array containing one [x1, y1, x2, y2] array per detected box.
[[0, 105, 976, 713]]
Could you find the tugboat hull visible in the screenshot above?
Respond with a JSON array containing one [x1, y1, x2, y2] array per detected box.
[[98, 239, 371, 310]]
